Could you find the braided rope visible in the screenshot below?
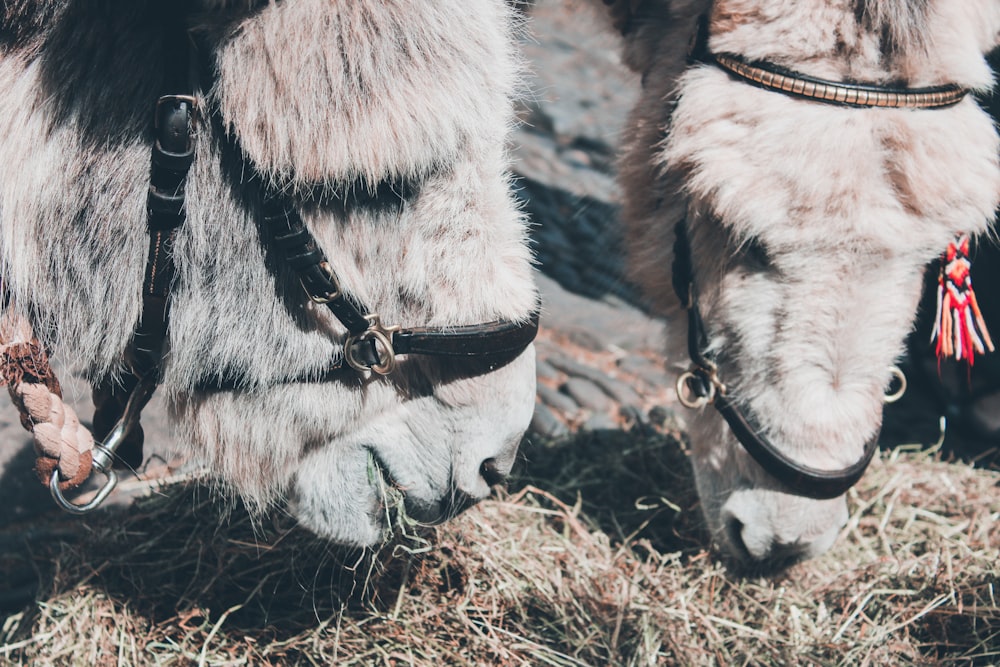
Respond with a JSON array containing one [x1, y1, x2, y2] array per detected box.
[[1, 311, 94, 490]]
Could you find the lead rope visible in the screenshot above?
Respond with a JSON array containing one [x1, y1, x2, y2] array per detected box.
[[0, 306, 95, 490]]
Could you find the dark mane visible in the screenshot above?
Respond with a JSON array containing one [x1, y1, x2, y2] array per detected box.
[[1, 0, 63, 49], [855, 0, 930, 57]]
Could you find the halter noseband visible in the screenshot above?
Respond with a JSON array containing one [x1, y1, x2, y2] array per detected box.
[[670, 29, 967, 498]]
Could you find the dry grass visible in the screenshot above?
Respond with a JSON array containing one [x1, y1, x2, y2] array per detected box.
[[2, 428, 999, 666]]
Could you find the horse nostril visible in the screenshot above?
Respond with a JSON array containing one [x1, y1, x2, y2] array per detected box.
[[725, 516, 750, 559], [480, 458, 506, 487], [723, 514, 809, 573]]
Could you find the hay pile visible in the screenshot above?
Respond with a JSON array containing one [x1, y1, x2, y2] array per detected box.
[[2, 430, 998, 666]]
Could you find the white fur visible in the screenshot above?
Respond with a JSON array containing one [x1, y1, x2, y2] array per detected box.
[[0, 0, 537, 545], [604, 0, 1000, 569]]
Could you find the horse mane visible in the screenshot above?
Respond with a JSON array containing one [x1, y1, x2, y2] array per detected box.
[[855, 0, 930, 57], [0, 0, 59, 48]]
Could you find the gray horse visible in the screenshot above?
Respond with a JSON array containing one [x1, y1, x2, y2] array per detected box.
[[597, 0, 1000, 570], [0, 0, 538, 545]]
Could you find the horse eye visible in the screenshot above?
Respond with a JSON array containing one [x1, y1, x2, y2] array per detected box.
[[736, 237, 772, 272]]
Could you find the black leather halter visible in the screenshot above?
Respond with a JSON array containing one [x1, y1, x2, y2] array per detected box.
[[60, 9, 538, 505], [672, 220, 879, 500], [260, 187, 540, 378], [664, 19, 967, 500]]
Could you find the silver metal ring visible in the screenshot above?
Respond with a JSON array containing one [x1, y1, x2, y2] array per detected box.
[[883, 365, 907, 404], [49, 446, 119, 515], [676, 371, 715, 409]]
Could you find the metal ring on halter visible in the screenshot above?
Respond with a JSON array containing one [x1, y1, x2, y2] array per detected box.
[[676, 369, 718, 409], [344, 314, 401, 375], [303, 261, 342, 305], [883, 365, 907, 404]]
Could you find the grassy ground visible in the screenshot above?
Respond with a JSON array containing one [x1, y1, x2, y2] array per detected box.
[[1, 427, 998, 666]]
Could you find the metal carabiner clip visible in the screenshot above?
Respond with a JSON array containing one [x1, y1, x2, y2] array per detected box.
[[49, 372, 158, 514]]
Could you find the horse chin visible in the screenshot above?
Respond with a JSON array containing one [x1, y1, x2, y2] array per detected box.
[[285, 354, 534, 545], [286, 444, 392, 547]]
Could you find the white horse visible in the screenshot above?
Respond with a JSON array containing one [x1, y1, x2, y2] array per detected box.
[[0, 0, 538, 545], [597, 0, 1000, 570]]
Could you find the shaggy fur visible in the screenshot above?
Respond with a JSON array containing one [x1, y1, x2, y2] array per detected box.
[[0, 0, 537, 545], [601, 0, 1000, 570]]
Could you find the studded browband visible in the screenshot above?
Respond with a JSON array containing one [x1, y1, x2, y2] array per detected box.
[[708, 52, 968, 109], [680, 7, 969, 111]]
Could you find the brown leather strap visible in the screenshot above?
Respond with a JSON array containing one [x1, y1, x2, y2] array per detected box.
[[260, 192, 373, 336], [393, 310, 540, 358], [708, 52, 968, 109], [714, 393, 880, 500], [92, 6, 196, 469]]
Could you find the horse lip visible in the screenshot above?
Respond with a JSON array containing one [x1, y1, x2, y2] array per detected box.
[[404, 490, 479, 525], [365, 446, 401, 494], [363, 447, 477, 524]]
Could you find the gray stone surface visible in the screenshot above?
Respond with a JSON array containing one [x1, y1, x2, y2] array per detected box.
[[546, 353, 644, 407], [617, 354, 673, 388], [536, 274, 665, 353], [582, 412, 620, 432], [537, 383, 581, 416], [514, 0, 644, 309], [561, 377, 614, 413], [530, 403, 570, 439], [535, 358, 561, 381]]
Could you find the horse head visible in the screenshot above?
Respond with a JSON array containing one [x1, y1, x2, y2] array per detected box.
[[612, 0, 1000, 570], [0, 0, 537, 545]]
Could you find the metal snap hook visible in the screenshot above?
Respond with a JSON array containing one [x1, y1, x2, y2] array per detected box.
[[49, 449, 119, 515], [883, 365, 907, 404], [48, 371, 157, 514]]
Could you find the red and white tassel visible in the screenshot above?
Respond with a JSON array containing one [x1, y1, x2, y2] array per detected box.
[[930, 233, 994, 365]]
